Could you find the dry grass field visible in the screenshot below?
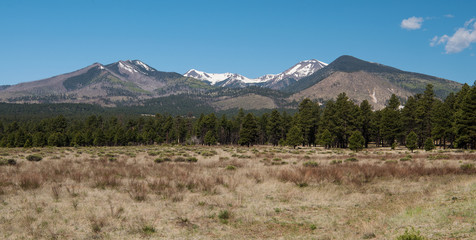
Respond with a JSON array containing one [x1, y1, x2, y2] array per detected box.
[[0, 145, 475, 239]]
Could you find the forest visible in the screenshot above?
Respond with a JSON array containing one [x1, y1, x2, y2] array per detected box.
[[0, 83, 475, 150]]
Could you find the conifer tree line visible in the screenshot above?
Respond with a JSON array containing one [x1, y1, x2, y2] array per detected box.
[[0, 83, 475, 149]]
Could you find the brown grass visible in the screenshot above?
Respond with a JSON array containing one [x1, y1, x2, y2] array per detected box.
[[276, 162, 475, 186], [0, 146, 474, 239]]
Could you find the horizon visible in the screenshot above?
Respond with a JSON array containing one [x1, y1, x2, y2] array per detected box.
[[1, 0, 475, 85]]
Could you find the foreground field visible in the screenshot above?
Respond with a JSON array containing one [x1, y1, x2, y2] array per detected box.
[[0, 145, 475, 239]]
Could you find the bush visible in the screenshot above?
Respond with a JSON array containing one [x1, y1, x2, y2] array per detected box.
[[154, 157, 171, 163], [142, 225, 156, 234], [174, 157, 186, 162], [218, 210, 230, 220], [26, 154, 42, 162], [225, 165, 236, 171], [460, 163, 474, 171], [427, 154, 450, 160], [0, 158, 16, 166], [396, 228, 426, 240], [201, 150, 217, 157], [303, 161, 319, 167], [148, 151, 160, 156], [344, 157, 358, 162], [330, 159, 342, 165], [186, 157, 198, 162]]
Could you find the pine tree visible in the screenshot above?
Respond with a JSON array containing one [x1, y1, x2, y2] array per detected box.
[[431, 100, 452, 148], [455, 84, 476, 149], [413, 84, 436, 147], [204, 130, 217, 146], [297, 98, 320, 146], [267, 110, 283, 146], [349, 130, 364, 152], [258, 113, 269, 145], [401, 96, 418, 136], [286, 125, 303, 149], [359, 100, 373, 148], [319, 129, 333, 149], [380, 94, 401, 146], [406, 131, 417, 152], [424, 137, 435, 151], [238, 113, 258, 147]]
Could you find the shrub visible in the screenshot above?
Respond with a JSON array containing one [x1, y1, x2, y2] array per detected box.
[[460, 163, 474, 171], [303, 161, 319, 167], [26, 154, 42, 162], [330, 159, 342, 165], [174, 157, 186, 162], [0, 158, 16, 166], [218, 210, 230, 224], [201, 150, 217, 157], [154, 157, 171, 163], [344, 157, 358, 162], [148, 151, 160, 156], [310, 224, 317, 230], [427, 154, 450, 160], [142, 225, 156, 234], [186, 157, 198, 162], [396, 228, 426, 240], [225, 165, 236, 171], [362, 232, 376, 239]]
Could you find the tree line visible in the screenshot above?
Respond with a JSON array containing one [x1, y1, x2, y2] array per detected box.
[[0, 83, 474, 149]]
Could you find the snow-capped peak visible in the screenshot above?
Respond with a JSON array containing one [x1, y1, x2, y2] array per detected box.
[[184, 69, 261, 85], [132, 60, 155, 72], [118, 61, 138, 74], [184, 58, 327, 88]]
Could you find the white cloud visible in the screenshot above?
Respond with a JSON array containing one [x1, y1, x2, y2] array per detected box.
[[401, 17, 424, 30], [444, 14, 454, 18], [431, 19, 476, 53], [464, 18, 475, 27]]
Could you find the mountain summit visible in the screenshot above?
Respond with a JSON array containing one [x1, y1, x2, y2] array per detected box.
[[0, 60, 210, 106], [288, 55, 462, 109], [183, 59, 327, 90]]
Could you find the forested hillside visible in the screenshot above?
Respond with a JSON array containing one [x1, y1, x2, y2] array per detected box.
[[0, 83, 475, 149]]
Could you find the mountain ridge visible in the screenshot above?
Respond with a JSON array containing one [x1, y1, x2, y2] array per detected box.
[[183, 59, 328, 90], [0, 55, 463, 111]]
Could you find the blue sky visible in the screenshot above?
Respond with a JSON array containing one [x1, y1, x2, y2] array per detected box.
[[0, 0, 475, 85]]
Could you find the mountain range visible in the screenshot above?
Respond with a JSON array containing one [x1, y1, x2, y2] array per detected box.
[[184, 59, 328, 89], [0, 55, 463, 112]]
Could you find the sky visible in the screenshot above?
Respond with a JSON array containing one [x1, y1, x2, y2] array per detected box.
[[0, 0, 475, 85]]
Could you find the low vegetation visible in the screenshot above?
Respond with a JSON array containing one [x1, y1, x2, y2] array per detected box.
[[0, 145, 474, 239]]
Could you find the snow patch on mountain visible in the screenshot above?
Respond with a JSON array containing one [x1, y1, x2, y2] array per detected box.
[[119, 61, 138, 74], [184, 69, 262, 85], [133, 60, 155, 72], [184, 59, 327, 88]]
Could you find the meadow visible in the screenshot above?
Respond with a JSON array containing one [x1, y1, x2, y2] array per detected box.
[[0, 145, 475, 239]]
